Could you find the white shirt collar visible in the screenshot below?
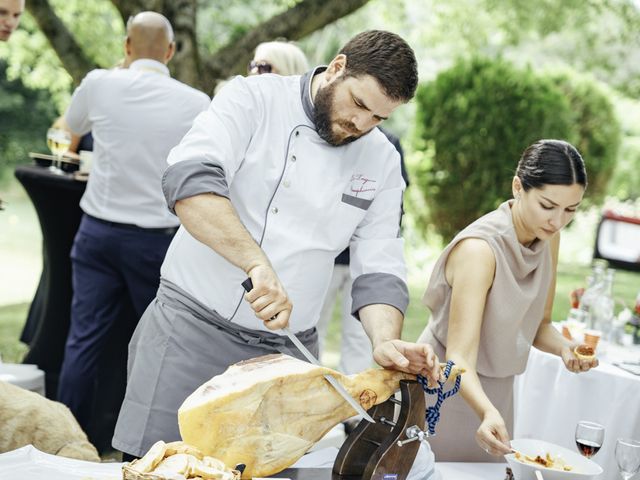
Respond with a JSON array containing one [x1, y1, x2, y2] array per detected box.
[[129, 59, 170, 76]]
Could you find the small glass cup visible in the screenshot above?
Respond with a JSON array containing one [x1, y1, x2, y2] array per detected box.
[[583, 329, 602, 351]]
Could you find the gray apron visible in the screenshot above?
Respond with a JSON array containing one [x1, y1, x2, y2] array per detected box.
[[112, 278, 318, 457]]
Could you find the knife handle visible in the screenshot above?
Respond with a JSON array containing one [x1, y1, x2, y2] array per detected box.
[[241, 277, 278, 322], [241, 278, 254, 293]]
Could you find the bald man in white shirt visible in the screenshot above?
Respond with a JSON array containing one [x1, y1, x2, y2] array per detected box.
[[57, 11, 210, 434], [0, 0, 23, 41]]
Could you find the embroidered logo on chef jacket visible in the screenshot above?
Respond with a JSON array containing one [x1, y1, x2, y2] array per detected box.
[[342, 174, 376, 210]]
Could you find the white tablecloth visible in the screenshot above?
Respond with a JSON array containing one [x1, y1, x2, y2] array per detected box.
[[514, 344, 640, 480], [0, 445, 507, 480]]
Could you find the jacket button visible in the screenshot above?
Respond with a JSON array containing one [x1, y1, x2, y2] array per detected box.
[[271, 207, 279, 214], [283, 180, 291, 188], [291, 155, 296, 162]]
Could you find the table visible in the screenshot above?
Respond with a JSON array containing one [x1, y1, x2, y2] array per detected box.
[[13, 164, 138, 452], [278, 446, 507, 479], [272, 465, 505, 479], [514, 344, 640, 479], [14, 165, 86, 389], [0, 445, 508, 480]]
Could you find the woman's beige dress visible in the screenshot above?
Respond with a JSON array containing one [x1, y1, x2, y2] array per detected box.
[[418, 200, 553, 462]]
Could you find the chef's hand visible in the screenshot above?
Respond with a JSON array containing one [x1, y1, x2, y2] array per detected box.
[[562, 343, 599, 373], [244, 265, 292, 330], [476, 409, 512, 456], [373, 340, 442, 385]]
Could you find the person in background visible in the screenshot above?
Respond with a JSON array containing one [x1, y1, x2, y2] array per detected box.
[[248, 40, 308, 76], [417, 139, 599, 462], [50, 59, 125, 162], [0, 0, 23, 41], [213, 40, 308, 96], [113, 30, 442, 459], [57, 11, 210, 433], [317, 129, 408, 375]]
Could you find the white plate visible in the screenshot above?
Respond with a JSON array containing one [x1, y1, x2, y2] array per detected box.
[[0, 445, 121, 480], [505, 439, 603, 480]]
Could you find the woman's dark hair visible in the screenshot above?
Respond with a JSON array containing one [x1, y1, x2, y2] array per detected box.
[[516, 139, 587, 191], [339, 30, 418, 102]]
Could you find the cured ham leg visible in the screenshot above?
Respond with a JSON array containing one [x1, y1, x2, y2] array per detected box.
[[178, 353, 414, 478]]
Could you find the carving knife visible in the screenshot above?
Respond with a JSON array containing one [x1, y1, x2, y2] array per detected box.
[[242, 278, 376, 423]]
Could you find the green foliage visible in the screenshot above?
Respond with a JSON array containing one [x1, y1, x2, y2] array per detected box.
[[610, 136, 640, 200], [413, 57, 576, 241], [548, 71, 621, 203], [0, 62, 57, 180], [196, 0, 298, 55], [0, 303, 29, 363], [0, 1, 123, 112], [608, 94, 640, 200]]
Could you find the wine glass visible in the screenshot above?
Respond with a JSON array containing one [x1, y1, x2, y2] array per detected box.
[[46, 128, 72, 174], [575, 421, 605, 458], [616, 439, 640, 480]]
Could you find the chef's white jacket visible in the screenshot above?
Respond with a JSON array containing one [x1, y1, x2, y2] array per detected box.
[[161, 68, 408, 332]]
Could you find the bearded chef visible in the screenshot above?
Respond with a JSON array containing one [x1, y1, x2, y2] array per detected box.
[[112, 30, 441, 459]]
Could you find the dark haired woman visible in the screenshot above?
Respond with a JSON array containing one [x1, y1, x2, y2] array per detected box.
[[417, 139, 599, 461]]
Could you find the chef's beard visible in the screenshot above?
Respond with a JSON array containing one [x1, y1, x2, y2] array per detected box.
[[314, 80, 362, 147]]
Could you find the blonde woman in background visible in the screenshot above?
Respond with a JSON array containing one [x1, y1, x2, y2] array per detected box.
[[248, 40, 309, 76], [214, 41, 308, 96]]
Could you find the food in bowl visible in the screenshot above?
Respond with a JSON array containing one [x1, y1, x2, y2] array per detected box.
[[514, 451, 572, 471], [573, 344, 595, 361], [506, 439, 603, 480]]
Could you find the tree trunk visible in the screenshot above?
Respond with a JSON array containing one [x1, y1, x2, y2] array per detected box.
[[26, 0, 98, 85]]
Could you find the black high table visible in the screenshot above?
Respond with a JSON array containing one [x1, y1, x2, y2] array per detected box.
[[14, 163, 137, 452]]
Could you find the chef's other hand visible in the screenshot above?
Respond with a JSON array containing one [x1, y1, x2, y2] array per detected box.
[[562, 343, 599, 373], [244, 265, 292, 330], [373, 340, 441, 384], [476, 409, 512, 456]]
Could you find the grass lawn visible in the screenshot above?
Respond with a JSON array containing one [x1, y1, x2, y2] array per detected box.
[[0, 303, 29, 363], [2, 264, 637, 368]]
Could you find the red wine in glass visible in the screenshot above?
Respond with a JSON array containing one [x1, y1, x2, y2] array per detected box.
[[576, 438, 602, 458], [575, 421, 605, 458]]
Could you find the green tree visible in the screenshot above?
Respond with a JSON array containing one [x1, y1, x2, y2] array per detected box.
[[23, 0, 371, 93], [0, 62, 57, 178], [413, 57, 576, 241], [548, 71, 621, 202]]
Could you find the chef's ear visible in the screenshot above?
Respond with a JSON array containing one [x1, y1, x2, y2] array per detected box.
[[324, 54, 347, 85]]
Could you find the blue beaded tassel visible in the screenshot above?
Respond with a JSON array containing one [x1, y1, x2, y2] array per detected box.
[[416, 360, 462, 436]]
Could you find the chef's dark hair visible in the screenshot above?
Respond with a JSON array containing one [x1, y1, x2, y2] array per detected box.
[[516, 139, 587, 191], [339, 30, 417, 102]]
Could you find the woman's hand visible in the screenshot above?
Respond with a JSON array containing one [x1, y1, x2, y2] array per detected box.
[[475, 409, 512, 456], [561, 344, 599, 373]]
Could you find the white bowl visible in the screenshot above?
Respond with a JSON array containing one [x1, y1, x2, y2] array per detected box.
[[505, 439, 603, 480]]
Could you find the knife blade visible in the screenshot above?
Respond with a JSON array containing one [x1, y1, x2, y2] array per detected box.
[[241, 278, 376, 423]]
